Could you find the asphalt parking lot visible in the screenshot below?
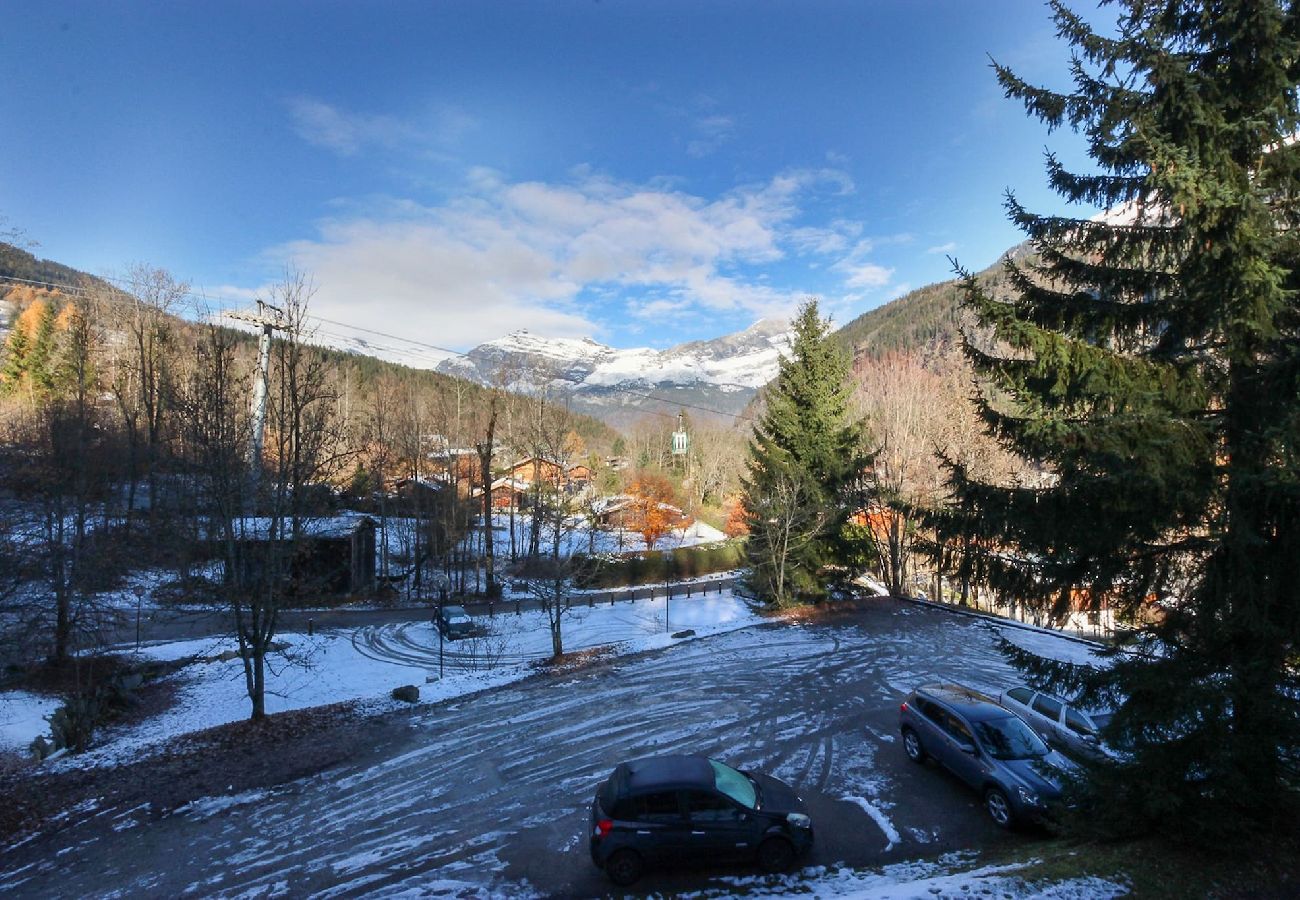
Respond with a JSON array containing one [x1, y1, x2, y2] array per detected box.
[[2, 599, 1062, 898]]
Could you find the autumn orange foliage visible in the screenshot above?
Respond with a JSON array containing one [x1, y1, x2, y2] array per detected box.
[[722, 494, 749, 537], [628, 472, 678, 549]]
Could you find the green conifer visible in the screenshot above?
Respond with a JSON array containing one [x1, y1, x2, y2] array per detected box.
[[26, 299, 57, 395], [932, 0, 1300, 844], [742, 299, 865, 605], [0, 316, 30, 392]]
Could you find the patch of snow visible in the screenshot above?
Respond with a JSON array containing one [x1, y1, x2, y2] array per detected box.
[[995, 624, 1111, 667], [55, 590, 764, 770], [854, 573, 890, 596], [0, 691, 61, 752], [842, 795, 901, 851], [690, 855, 1128, 898], [175, 788, 272, 821]]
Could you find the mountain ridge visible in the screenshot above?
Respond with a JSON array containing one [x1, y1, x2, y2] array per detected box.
[[436, 318, 793, 427]]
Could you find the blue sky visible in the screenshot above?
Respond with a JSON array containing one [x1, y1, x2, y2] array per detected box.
[[1, 1, 1105, 359]]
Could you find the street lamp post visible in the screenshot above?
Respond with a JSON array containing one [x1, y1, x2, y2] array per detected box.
[[132, 586, 146, 651], [664, 558, 671, 632], [438, 589, 446, 679], [430, 572, 450, 679]]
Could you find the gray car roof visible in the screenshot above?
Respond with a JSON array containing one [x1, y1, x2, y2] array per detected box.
[[619, 754, 715, 794], [918, 683, 1011, 723]]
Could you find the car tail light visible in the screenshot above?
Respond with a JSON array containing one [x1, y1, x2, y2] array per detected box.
[[594, 819, 613, 839], [900, 701, 909, 712]]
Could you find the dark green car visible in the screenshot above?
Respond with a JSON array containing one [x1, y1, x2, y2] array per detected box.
[[589, 754, 813, 886], [436, 604, 473, 639]]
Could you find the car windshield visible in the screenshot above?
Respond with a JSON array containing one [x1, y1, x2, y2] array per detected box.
[[973, 715, 1050, 760], [709, 759, 757, 809]]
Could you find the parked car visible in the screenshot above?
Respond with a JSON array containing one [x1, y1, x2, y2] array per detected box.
[[435, 604, 474, 639], [998, 685, 1116, 761], [589, 754, 814, 885], [899, 683, 1076, 828]]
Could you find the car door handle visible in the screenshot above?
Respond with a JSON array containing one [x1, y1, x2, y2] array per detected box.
[[691, 831, 706, 835], [635, 830, 651, 835]]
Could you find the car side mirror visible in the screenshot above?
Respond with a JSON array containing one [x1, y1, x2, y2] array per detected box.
[[1083, 734, 1100, 744], [959, 742, 977, 756]]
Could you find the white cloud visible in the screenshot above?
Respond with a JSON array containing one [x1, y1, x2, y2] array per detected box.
[[789, 218, 863, 255], [926, 241, 958, 254], [286, 96, 476, 157], [204, 284, 262, 303], [687, 114, 737, 158], [832, 239, 894, 291], [258, 167, 867, 350], [628, 297, 693, 320], [885, 281, 913, 301], [839, 262, 893, 289]]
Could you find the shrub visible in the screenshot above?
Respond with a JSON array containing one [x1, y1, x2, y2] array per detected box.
[[47, 693, 98, 754], [391, 684, 420, 703], [576, 541, 745, 588]]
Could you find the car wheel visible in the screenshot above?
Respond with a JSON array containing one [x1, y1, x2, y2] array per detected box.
[[605, 848, 644, 886], [902, 727, 926, 763], [756, 836, 795, 873], [984, 787, 1014, 829]]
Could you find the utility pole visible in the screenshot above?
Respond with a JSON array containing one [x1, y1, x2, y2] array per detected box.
[[225, 300, 286, 485]]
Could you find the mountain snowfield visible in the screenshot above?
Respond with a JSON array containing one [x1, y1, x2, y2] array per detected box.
[[437, 318, 792, 425]]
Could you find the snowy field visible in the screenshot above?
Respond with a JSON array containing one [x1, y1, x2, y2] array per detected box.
[[0, 691, 61, 755], [2, 590, 764, 767]]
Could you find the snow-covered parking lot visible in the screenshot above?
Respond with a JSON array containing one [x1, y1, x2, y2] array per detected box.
[[0, 598, 1124, 898]]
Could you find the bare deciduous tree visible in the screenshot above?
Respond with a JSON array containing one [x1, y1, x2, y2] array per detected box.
[[106, 265, 186, 539], [852, 352, 948, 595], [221, 271, 354, 720]]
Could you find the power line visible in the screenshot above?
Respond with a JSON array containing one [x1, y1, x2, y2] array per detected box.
[[1, 271, 760, 423], [0, 271, 244, 316], [306, 313, 462, 360]]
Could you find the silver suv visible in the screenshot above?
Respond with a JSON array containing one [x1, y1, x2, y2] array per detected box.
[[999, 686, 1116, 761], [899, 683, 1076, 828]]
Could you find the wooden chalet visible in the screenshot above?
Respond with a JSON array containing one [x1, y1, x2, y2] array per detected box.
[[223, 514, 377, 598]]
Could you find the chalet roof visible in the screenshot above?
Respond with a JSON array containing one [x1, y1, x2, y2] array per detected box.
[[395, 475, 448, 490], [590, 495, 684, 517], [427, 449, 479, 458], [470, 476, 532, 498], [591, 494, 633, 515], [508, 455, 565, 469], [217, 513, 376, 541]]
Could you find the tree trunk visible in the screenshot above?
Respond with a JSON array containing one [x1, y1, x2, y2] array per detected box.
[[251, 646, 266, 720]]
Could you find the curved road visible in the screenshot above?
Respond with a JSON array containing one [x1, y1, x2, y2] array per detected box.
[[101, 575, 739, 649], [2, 600, 1050, 898]]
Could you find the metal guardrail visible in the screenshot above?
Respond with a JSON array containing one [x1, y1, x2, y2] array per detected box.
[[456, 574, 738, 618], [898, 594, 1111, 649]]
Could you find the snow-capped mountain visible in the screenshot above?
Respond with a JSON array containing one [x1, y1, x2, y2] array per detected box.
[[437, 319, 791, 426]]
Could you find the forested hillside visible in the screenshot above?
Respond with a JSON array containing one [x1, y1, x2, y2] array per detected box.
[[0, 242, 618, 449], [833, 243, 1027, 362], [0, 242, 112, 295]]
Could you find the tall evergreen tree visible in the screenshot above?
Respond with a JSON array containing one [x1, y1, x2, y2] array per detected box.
[[0, 314, 30, 392], [933, 1, 1300, 843], [742, 299, 865, 606], [26, 299, 58, 396]]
